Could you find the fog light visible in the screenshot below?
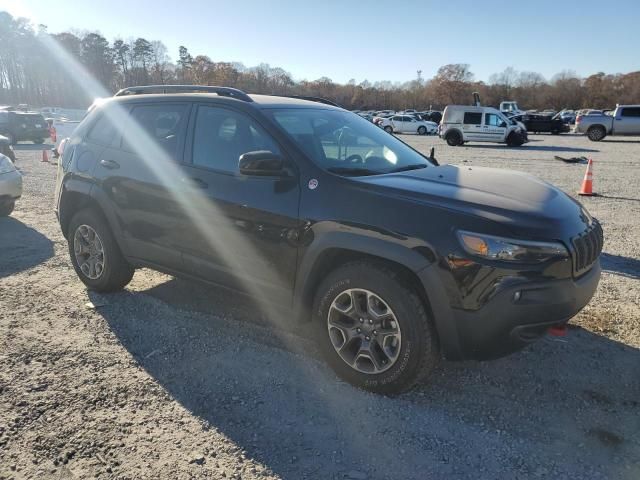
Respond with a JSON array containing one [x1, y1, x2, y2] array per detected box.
[[513, 291, 522, 302]]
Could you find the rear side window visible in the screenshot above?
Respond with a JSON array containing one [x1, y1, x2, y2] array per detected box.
[[87, 112, 118, 145], [463, 112, 482, 125], [620, 107, 640, 117], [122, 104, 189, 160], [192, 106, 280, 174]]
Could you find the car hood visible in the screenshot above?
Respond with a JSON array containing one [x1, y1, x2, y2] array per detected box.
[[353, 164, 589, 238]]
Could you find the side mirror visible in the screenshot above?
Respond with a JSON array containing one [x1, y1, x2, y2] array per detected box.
[[239, 150, 286, 176]]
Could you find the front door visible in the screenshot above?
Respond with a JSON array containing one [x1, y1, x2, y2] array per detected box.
[[179, 104, 301, 306], [483, 113, 508, 142], [614, 107, 640, 134]]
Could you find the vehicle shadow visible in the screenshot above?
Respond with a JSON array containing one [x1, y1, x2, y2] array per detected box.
[[0, 217, 54, 279], [601, 252, 640, 279], [94, 278, 640, 478], [11, 143, 55, 151], [464, 144, 599, 153], [599, 139, 640, 144]]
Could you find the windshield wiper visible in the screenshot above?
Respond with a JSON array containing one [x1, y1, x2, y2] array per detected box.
[[389, 164, 428, 173], [326, 167, 382, 176]]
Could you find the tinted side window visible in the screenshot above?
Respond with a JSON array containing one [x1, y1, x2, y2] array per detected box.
[[621, 107, 640, 117], [463, 112, 482, 125], [122, 104, 188, 160], [87, 113, 118, 145], [392, 116, 402, 121], [192, 106, 280, 174]]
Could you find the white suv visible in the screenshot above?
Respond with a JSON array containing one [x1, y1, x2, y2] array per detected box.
[[440, 105, 528, 147], [379, 114, 438, 135]]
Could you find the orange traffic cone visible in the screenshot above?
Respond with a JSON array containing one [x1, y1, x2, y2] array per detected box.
[[41, 149, 49, 163], [578, 158, 595, 196]]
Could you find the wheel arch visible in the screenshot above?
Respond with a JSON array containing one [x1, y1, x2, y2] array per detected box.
[[586, 123, 607, 133], [444, 128, 463, 144], [294, 233, 437, 323], [59, 183, 126, 253]]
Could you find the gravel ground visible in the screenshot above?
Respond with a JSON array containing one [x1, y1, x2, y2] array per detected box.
[[1, 135, 639, 480]]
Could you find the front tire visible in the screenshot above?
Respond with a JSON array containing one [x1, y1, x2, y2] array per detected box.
[[383, 126, 393, 134], [587, 125, 606, 141], [67, 208, 134, 292], [506, 132, 525, 147], [417, 126, 427, 135], [313, 261, 439, 394]]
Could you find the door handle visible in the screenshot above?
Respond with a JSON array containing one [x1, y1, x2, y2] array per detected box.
[[99, 159, 120, 169], [181, 177, 208, 189]]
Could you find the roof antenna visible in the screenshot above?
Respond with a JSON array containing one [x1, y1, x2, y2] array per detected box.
[[430, 146, 439, 166]]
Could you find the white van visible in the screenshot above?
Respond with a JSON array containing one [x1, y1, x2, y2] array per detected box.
[[439, 105, 528, 147]]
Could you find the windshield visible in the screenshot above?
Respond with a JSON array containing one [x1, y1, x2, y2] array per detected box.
[[268, 108, 432, 176]]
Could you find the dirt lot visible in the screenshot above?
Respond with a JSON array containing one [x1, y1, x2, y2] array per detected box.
[[1, 134, 639, 479]]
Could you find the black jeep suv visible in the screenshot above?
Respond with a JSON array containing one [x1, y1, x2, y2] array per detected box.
[[55, 85, 602, 394], [0, 111, 49, 144]]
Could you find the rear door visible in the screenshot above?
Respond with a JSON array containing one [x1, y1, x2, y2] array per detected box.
[[92, 102, 191, 271], [179, 103, 301, 305], [614, 107, 640, 134], [483, 112, 508, 142], [462, 111, 483, 140], [391, 115, 404, 132]]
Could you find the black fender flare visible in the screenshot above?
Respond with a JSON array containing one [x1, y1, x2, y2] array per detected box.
[[59, 179, 128, 254], [293, 229, 436, 318]]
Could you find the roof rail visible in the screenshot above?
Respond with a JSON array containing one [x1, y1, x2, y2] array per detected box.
[[278, 95, 342, 108], [113, 85, 253, 102]]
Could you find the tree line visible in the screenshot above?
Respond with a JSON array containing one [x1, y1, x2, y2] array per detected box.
[[1, 12, 639, 111]]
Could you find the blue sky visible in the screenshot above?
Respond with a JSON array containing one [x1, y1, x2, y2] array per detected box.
[[3, 0, 639, 84]]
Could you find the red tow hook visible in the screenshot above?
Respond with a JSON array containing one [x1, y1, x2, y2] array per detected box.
[[548, 325, 568, 337]]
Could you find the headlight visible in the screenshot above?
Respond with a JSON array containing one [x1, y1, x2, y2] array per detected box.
[[457, 230, 568, 263], [0, 155, 16, 174]]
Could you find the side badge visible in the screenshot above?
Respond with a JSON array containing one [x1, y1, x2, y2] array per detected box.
[[308, 178, 319, 190]]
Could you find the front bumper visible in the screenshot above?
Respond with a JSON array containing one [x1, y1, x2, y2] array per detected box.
[[418, 260, 601, 361], [0, 169, 23, 204]]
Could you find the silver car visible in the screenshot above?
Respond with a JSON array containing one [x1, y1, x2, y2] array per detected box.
[[0, 153, 22, 216]]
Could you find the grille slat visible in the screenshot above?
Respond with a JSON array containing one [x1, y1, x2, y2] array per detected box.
[[571, 221, 603, 276]]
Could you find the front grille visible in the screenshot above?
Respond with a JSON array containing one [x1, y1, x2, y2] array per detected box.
[[571, 221, 604, 276]]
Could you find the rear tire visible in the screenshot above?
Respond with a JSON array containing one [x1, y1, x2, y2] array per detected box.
[[0, 201, 15, 217], [313, 261, 439, 394], [383, 126, 393, 134], [445, 130, 462, 146], [67, 208, 134, 292], [587, 125, 606, 141]]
